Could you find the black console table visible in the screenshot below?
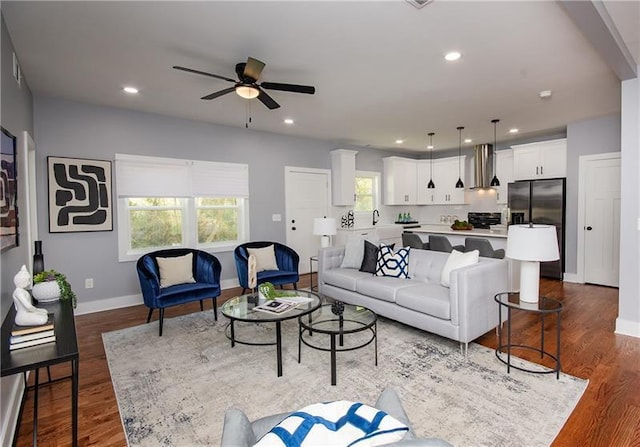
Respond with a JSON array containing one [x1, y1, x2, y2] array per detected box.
[[1, 300, 79, 446]]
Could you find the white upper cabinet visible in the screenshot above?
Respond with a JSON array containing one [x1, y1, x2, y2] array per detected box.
[[383, 157, 417, 205], [494, 149, 514, 204], [432, 156, 468, 205], [331, 149, 358, 206], [416, 160, 435, 204], [512, 138, 567, 180]]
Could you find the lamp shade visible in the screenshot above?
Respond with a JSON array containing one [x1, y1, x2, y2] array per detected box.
[[506, 224, 560, 261], [313, 217, 337, 236]]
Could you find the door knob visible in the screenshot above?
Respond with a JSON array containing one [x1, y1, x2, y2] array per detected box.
[[292, 227, 296, 231], [586, 226, 592, 231], [291, 219, 295, 223]]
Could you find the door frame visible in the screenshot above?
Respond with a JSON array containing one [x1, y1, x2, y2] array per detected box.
[[576, 151, 621, 284], [284, 166, 332, 259]]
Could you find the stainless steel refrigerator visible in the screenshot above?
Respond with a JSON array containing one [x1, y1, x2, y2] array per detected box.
[[508, 178, 566, 279]]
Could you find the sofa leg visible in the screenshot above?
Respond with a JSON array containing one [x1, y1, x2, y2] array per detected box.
[[241, 288, 247, 295], [146, 308, 153, 324], [199, 300, 204, 311], [212, 297, 218, 321], [460, 342, 468, 359], [159, 308, 165, 336]]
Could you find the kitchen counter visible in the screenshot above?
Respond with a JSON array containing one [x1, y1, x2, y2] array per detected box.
[[411, 225, 508, 238]]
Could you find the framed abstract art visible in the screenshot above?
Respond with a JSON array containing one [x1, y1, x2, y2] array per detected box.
[[47, 156, 113, 233], [1, 127, 18, 252]]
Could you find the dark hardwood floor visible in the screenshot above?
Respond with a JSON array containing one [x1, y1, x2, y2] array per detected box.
[[11, 277, 640, 446]]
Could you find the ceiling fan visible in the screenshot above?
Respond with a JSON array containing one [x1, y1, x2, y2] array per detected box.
[[173, 57, 315, 110]]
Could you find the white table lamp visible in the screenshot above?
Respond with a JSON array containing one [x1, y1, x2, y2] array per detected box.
[[506, 224, 560, 303], [313, 217, 337, 248]]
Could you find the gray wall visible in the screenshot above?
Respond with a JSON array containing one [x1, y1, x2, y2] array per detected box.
[[33, 96, 400, 306], [1, 14, 33, 321], [565, 115, 621, 274]]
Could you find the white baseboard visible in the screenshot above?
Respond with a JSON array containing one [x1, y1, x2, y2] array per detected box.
[[75, 278, 241, 316], [562, 273, 582, 283], [615, 318, 640, 338], [0, 375, 24, 447]]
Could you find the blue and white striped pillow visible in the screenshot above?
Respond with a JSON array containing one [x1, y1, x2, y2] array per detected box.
[[375, 244, 410, 279], [254, 400, 409, 447]]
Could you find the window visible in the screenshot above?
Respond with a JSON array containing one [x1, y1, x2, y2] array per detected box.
[[354, 171, 380, 212], [116, 154, 249, 261]]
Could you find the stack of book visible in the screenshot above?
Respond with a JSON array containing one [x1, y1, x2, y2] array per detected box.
[[10, 317, 55, 351]]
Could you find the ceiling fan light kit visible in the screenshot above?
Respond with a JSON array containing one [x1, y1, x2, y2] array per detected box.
[[173, 56, 315, 110]]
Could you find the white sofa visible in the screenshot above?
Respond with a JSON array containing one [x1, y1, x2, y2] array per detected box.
[[318, 246, 509, 353]]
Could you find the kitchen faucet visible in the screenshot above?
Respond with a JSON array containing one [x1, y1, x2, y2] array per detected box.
[[372, 209, 380, 226]]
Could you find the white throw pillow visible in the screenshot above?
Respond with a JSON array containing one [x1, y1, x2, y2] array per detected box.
[[440, 249, 480, 287], [247, 245, 279, 272], [340, 235, 366, 269], [156, 253, 196, 288], [254, 400, 408, 447]]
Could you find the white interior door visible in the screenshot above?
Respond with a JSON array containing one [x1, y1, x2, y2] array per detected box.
[[285, 167, 331, 274], [584, 156, 621, 287]]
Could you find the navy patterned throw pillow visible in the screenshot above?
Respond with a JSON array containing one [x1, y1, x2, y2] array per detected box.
[[375, 244, 410, 279]]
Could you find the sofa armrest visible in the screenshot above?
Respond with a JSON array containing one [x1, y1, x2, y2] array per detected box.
[[318, 246, 345, 276], [449, 259, 508, 343]]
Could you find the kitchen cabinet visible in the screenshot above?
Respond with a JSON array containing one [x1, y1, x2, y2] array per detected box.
[[416, 160, 435, 204], [331, 149, 358, 206], [494, 149, 514, 204], [334, 225, 402, 248], [383, 157, 417, 205], [428, 156, 468, 205], [512, 138, 566, 180]]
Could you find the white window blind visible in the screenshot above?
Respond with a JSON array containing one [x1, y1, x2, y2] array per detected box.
[[115, 154, 249, 198]]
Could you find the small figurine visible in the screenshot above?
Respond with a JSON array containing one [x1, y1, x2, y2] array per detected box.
[[13, 265, 48, 326]]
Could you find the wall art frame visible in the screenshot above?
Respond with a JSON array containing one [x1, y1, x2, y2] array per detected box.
[[47, 156, 113, 233], [1, 126, 19, 252]]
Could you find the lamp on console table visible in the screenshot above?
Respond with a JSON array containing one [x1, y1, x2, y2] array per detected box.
[[506, 224, 559, 303], [313, 217, 337, 248]]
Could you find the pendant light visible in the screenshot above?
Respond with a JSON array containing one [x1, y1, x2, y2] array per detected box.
[[490, 119, 501, 187], [427, 132, 435, 189], [455, 126, 464, 188]]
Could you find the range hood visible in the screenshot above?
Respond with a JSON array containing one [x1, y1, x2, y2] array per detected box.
[[470, 144, 495, 189]]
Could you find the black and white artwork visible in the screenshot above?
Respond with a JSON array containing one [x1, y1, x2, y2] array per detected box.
[[1, 127, 18, 251], [48, 156, 112, 233]]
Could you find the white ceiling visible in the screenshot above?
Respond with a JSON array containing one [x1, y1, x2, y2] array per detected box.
[[2, 1, 637, 153]]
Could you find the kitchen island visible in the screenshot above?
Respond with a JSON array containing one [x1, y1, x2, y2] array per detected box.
[[409, 225, 517, 290]]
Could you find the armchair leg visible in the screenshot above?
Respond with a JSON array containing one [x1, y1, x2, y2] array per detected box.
[[146, 308, 153, 323], [212, 297, 218, 321], [199, 300, 204, 311], [159, 308, 165, 336], [241, 288, 247, 295], [293, 282, 298, 290]]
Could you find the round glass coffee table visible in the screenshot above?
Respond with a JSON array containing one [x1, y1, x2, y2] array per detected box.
[[298, 302, 377, 386], [220, 291, 321, 377]]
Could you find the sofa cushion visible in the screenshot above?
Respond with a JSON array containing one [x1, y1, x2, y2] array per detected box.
[[407, 250, 449, 283], [340, 236, 366, 269], [356, 277, 420, 303], [395, 284, 451, 320], [323, 268, 372, 292], [156, 253, 195, 288], [376, 245, 410, 279], [254, 400, 409, 447], [440, 250, 479, 287]]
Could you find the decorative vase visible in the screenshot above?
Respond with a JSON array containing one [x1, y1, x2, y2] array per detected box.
[[32, 281, 61, 303], [33, 240, 45, 275]]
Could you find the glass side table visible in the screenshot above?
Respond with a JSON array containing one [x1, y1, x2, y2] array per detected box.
[[494, 292, 563, 379], [309, 255, 318, 291]]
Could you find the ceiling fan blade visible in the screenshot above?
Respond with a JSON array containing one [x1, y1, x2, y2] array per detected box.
[[173, 66, 236, 83], [261, 82, 315, 95], [201, 87, 236, 100], [257, 88, 280, 110], [244, 57, 266, 81]]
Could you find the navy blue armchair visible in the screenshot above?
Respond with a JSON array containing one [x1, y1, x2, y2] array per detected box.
[[234, 241, 300, 294], [136, 248, 222, 336]]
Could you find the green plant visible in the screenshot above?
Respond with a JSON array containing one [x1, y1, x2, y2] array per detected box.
[[33, 269, 77, 308], [258, 282, 295, 300]]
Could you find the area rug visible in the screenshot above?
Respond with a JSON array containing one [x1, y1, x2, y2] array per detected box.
[[103, 311, 587, 447]]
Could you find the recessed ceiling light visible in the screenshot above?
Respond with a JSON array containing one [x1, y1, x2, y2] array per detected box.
[[444, 51, 462, 61], [509, 128, 519, 134], [395, 139, 404, 144], [123, 86, 138, 94], [427, 145, 434, 149], [464, 138, 472, 143], [283, 119, 294, 125]]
